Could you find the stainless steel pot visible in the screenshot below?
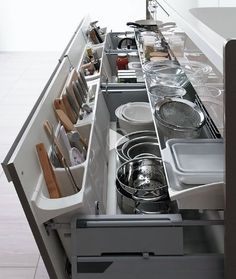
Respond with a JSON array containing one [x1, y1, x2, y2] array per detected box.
[[116, 157, 168, 202], [135, 200, 171, 214], [116, 180, 170, 214]]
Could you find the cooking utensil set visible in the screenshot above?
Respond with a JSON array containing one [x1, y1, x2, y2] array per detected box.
[[35, 69, 92, 199], [54, 69, 92, 127]]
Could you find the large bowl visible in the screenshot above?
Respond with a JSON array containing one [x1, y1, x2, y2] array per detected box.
[[116, 157, 168, 202], [127, 142, 161, 160], [142, 60, 188, 87], [154, 97, 205, 139], [115, 102, 154, 135]]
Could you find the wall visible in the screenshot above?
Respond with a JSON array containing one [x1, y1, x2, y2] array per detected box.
[[0, 0, 145, 51], [219, 0, 236, 6]]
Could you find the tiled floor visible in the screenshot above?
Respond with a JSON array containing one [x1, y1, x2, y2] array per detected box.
[[0, 52, 60, 278]]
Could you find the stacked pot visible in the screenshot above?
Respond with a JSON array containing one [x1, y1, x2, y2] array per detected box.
[[115, 131, 170, 214]]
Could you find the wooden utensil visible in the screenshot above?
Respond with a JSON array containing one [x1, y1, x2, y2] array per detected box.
[[61, 94, 77, 124], [43, 121, 80, 193], [53, 98, 67, 114], [55, 109, 88, 149], [55, 109, 75, 132], [36, 143, 61, 199]]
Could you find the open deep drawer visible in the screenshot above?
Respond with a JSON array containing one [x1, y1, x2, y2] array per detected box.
[[1, 15, 224, 279]]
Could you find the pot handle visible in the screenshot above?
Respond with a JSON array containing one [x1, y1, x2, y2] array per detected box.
[[126, 22, 143, 28]]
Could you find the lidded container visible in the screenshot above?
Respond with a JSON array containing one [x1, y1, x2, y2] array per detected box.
[[116, 53, 129, 70]]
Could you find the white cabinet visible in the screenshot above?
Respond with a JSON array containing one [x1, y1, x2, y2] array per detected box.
[[1, 12, 225, 279]]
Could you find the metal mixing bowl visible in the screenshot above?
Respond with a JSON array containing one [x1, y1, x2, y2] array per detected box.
[[127, 142, 161, 160], [115, 131, 157, 163], [121, 136, 158, 162]]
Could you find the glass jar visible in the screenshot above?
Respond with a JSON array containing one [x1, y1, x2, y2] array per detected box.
[[116, 53, 128, 70]]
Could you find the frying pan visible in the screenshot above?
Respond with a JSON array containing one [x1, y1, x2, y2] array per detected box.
[[127, 20, 175, 30]]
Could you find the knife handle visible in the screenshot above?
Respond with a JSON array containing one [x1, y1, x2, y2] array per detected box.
[[79, 70, 89, 92], [36, 143, 61, 199]]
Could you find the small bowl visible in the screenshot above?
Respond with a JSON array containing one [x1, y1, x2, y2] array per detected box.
[[127, 142, 161, 160], [195, 85, 222, 98], [155, 66, 188, 87], [180, 61, 212, 85]]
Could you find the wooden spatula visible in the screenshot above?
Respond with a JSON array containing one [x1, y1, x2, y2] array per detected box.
[[36, 143, 61, 199]]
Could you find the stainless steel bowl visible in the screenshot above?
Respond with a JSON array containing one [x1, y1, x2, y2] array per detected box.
[[127, 142, 161, 160], [115, 131, 157, 163], [116, 157, 168, 202], [154, 97, 205, 139], [121, 136, 158, 162]]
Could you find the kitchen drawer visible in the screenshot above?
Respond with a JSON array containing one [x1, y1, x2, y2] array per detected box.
[[72, 255, 223, 279]]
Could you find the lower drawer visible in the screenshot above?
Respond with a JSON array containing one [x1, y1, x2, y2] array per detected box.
[[72, 254, 223, 279]]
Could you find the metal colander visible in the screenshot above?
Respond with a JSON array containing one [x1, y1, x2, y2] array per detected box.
[[155, 97, 205, 132], [159, 101, 203, 128]]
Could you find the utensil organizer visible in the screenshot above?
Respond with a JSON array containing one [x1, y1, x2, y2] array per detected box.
[[2, 12, 225, 279]]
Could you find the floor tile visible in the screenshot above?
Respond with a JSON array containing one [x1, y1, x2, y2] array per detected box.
[[0, 267, 35, 279], [0, 52, 59, 273], [34, 257, 49, 279]]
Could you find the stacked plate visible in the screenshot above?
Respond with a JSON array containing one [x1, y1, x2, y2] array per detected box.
[[115, 102, 154, 134]]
